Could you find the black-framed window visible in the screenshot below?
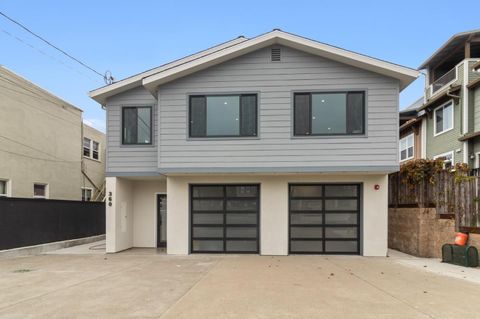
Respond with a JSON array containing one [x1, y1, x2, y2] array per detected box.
[[294, 91, 365, 136], [122, 106, 152, 145], [189, 94, 257, 138]]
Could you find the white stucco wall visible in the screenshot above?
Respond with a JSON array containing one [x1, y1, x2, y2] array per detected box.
[[132, 180, 166, 247], [166, 174, 389, 256], [106, 177, 134, 253]]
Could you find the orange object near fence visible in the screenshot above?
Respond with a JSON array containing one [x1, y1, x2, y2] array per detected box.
[[454, 232, 468, 246]]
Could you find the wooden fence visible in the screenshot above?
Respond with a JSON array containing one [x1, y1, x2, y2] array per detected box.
[[389, 170, 480, 230]]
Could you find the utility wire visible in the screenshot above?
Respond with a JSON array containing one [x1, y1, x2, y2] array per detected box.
[[0, 11, 104, 78]]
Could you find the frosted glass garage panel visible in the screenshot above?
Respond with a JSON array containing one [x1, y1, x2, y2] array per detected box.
[[192, 214, 224, 225], [290, 199, 322, 211], [324, 185, 358, 197], [226, 240, 257, 252], [290, 185, 323, 197], [325, 199, 357, 211], [290, 241, 323, 253], [325, 241, 357, 253], [192, 227, 223, 238], [226, 227, 257, 238], [290, 213, 323, 225], [192, 199, 223, 211], [192, 240, 223, 251], [325, 227, 357, 239], [226, 213, 257, 224], [324, 213, 357, 225], [291, 227, 323, 238]]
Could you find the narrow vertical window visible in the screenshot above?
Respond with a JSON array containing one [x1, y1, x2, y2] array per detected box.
[[92, 141, 99, 160], [83, 137, 91, 157]]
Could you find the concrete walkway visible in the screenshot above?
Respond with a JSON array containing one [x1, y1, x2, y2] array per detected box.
[[0, 247, 479, 318]]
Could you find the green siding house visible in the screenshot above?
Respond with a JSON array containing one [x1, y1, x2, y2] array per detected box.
[[401, 30, 480, 168]]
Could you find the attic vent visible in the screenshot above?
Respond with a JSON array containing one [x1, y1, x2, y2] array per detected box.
[[271, 48, 281, 62]]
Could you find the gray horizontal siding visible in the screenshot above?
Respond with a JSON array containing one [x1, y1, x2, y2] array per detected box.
[[105, 86, 158, 174], [157, 45, 400, 171]]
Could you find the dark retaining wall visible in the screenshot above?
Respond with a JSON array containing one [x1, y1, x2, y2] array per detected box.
[[0, 197, 105, 250]]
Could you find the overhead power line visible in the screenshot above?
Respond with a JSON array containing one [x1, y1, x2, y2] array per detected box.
[[0, 11, 113, 83]]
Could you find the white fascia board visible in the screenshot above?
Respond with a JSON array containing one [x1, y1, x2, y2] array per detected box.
[[142, 30, 419, 93], [89, 37, 249, 105]]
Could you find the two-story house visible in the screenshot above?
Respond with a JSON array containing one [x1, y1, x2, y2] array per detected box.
[[90, 30, 418, 256], [401, 30, 480, 167], [0, 66, 106, 201]]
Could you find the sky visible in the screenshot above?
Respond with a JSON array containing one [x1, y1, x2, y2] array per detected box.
[[1, 0, 479, 132]]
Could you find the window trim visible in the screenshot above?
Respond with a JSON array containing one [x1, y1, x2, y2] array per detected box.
[[33, 183, 48, 199], [292, 90, 367, 137], [188, 93, 259, 139], [81, 187, 93, 202], [433, 100, 454, 137], [121, 106, 153, 145], [399, 133, 415, 162], [0, 179, 9, 197]]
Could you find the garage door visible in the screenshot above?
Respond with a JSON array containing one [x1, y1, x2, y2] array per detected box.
[[190, 185, 259, 253], [289, 184, 360, 254]]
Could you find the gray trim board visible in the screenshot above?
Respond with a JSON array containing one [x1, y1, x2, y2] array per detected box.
[[157, 166, 399, 174]]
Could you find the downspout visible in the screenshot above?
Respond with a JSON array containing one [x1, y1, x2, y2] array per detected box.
[[462, 62, 469, 164]]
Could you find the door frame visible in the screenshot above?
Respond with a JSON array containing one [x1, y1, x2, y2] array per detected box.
[[287, 183, 362, 255], [155, 192, 167, 248]]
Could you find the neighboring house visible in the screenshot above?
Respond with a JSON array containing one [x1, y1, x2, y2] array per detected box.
[[90, 30, 418, 256], [0, 65, 106, 201], [399, 98, 425, 162], [411, 30, 480, 167], [82, 124, 106, 201]]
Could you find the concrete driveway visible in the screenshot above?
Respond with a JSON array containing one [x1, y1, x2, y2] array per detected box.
[[0, 246, 479, 319]]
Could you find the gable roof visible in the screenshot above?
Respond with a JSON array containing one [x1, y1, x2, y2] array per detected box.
[[90, 30, 419, 105], [418, 29, 480, 70]]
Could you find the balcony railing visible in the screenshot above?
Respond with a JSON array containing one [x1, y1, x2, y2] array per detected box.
[[431, 67, 457, 95]]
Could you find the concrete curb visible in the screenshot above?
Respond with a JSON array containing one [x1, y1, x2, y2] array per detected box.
[[0, 235, 106, 258]]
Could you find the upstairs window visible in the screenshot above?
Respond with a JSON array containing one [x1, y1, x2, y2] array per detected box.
[[434, 101, 453, 136], [122, 106, 152, 144], [83, 138, 100, 161], [83, 138, 91, 157], [189, 94, 257, 138], [294, 91, 365, 136], [399, 134, 414, 162], [92, 141, 99, 160]]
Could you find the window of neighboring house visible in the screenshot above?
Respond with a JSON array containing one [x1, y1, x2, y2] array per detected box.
[[83, 138, 100, 161], [122, 106, 152, 144], [83, 137, 91, 157], [434, 151, 454, 169], [399, 134, 414, 162], [0, 180, 8, 197], [434, 101, 453, 136], [189, 94, 258, 137], [92, 141, 99, 160], [82, 188, 93, 201], [33, 183, 48, 199], [294, 91, 365, 136]]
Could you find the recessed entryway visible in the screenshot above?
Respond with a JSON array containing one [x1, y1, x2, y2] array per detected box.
[[289, 184, 361, 254], [190, 184, 259, 253]]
